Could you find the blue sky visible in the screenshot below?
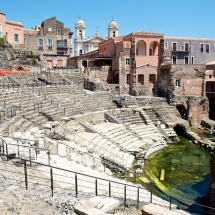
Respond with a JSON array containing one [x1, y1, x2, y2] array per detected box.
[[1, 0, 215, 39]]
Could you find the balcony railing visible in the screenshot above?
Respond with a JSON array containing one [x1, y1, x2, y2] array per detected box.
[[172, 49, 190, 52], [206, 89, 215, 93], [38, 46, 43, 50], [47, 46, 53, 50]]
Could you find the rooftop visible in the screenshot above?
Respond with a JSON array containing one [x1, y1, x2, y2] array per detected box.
[[165, 36, 215, 41], [6, 20, 24, 27], [24, 29, 39, 35]]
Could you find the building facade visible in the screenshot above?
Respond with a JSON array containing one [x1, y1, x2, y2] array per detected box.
[[0, 12, 24, 45], [24, 16, 73, 68], [163, 37, 215, 65], [74, 18, 118, 57]]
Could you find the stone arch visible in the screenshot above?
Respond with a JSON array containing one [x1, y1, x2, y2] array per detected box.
[[136, 40, 146, 56], [149, 41, 159, 56], [176, 104, 187, 118]]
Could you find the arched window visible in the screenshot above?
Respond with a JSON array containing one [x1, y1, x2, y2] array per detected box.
[[79, 49, 82, 55], [79, 30, 82, 40], [149, 41, 158, 56], [113, 31, 115, 37], [136, 41, 146, 56]]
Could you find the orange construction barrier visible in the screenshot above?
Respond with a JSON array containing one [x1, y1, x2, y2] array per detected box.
[[0, 68, 32, 75]]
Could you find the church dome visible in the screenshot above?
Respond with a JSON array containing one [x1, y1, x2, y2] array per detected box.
[[108, 19, 118, 29], [75, 18, 85, 28], [92, 31, 103, 39]]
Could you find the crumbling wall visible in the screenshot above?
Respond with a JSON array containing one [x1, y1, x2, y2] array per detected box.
[[183, 96, 209, 126], [0, 45, 34, 69]]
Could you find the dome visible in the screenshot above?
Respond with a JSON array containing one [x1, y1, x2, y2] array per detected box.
[[108, 19, 118, 29], [92, 31, 103, 39], [75, 18, 85, 28]]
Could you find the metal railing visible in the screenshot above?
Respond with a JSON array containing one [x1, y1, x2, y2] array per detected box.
[[0, 137, 214, 214]]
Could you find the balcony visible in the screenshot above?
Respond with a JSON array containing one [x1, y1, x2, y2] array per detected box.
[[172, 49, 190, 53], [206, 89, 215, 93], [47, 46, 53, 50], [38, 46, 44, 50]]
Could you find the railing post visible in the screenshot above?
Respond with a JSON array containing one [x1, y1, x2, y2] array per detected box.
[[75, 174, 78, 198], [124, 185, 126, 209], [2, 140, 5, 154], [150, 190, 153, 203], [109, 181, 111, 197], [170, 197, 172, 210], [48, 151, 50, 166], [24, 161, 28, 190], [17, 140, 20, 157], [137, 188, 139, 209], [6, 143, 8, 161], [95, 179, 98, 196], [50, 168, 54, 197], [29, 148, 32, 166]]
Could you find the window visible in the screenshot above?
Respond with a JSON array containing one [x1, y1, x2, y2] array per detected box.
[[14, 34, 19, 44], [48, 39, 52, 49], [200, 43, 204, 52], [172, 42, 177, 51], [57, 29, 61, 35], [79, 30, 82, 40], [149, 49, 153, 56], [185, 43, 189, 51], [48, 26, 52, 31], [138, 75, 144, 85], [126, 58, 130, 65], [164, 41, 168, 49], [79, 49, 82, 55], [206, 44, 210, 53], [172, 56, 177, 64], [38, 39, 43, 47], [149, 74, 156, 84], [209, 75, 212, 79], [176, 80, 180, 87], [184, 56, 189, 64], [113, 31, 115, 37], [191, 56, 194, 64], [57, 40, 66, 48]]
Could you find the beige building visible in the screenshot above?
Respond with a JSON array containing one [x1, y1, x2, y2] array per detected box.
[[24, 16, 73, 68]]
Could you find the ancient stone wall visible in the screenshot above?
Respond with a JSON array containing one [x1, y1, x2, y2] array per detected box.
[[0, 45, 34, 69]]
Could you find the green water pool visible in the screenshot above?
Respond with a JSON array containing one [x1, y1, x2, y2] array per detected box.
[[121, 133, 211, 210], [143, 136, 210, 204]]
